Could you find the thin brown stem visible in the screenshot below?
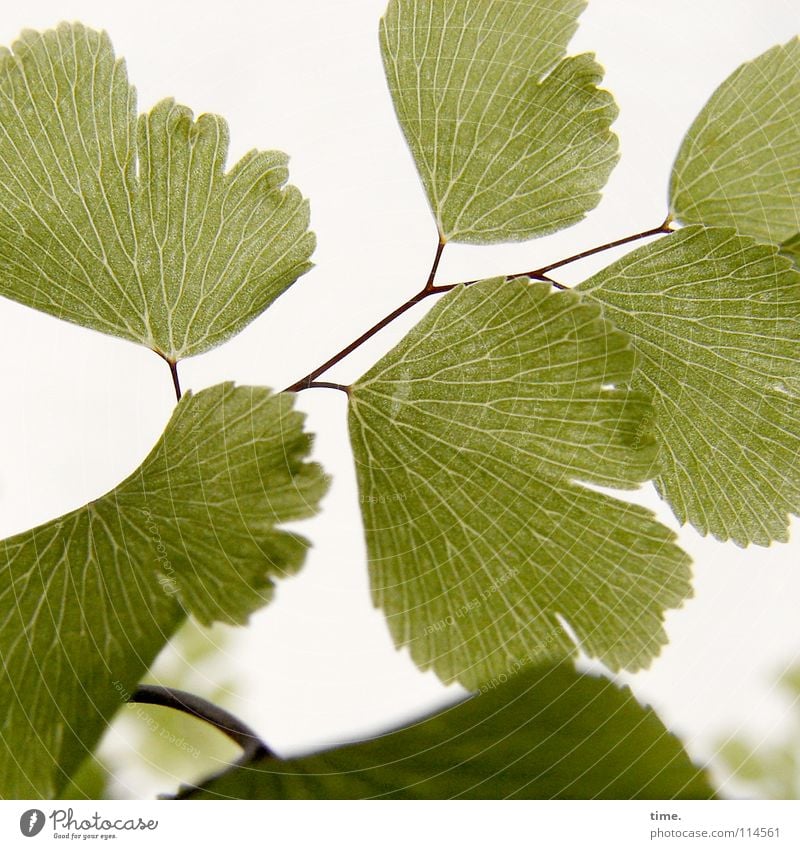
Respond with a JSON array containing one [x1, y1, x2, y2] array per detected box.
[[521, 217, 674, 278], [168, 360, 182, 402], [284, 220, 671, 393], [154, 352, 183, 402]]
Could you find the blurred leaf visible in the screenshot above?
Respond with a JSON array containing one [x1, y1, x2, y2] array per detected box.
[[181, 664, 715, 799], [122, 621, 241, 793], [57, 757, 109, 801], [715, 664, 800, 800], [779, 666, 800, 696], [781, 233, 800, 267]]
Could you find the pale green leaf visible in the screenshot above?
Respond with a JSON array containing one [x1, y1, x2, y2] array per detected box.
[[180, 664, 714, 799], [380, 0, 619, 243], [0, 24, 314, 360], [670, 39, 800, 243], [348, 279, 690, 689], [0, 383, 327, 798], [578, 226, 800, 546]]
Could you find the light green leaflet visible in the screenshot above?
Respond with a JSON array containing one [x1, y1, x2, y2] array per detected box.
[[670, 39, 800, 244], [579, 226, 800, 546], [0, 24, 314, 361], [181, 664, 714, 799], [380, 0, 619, 243], [0, 384, 327, 798], [349, 279, 690, 689]]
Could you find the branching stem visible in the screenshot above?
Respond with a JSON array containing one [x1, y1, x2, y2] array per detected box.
[[284, 219, 673, 393], [283, 239, 447, 393], [424, 237, 447, 291]]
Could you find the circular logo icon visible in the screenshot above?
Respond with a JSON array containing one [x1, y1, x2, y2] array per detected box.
[[19, 809, 45, 837]]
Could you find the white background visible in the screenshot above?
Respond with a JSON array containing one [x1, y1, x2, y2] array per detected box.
[[0, 0, 798, 798]]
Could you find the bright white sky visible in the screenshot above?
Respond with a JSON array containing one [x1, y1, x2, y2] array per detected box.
[[0, 0, 798, 798]]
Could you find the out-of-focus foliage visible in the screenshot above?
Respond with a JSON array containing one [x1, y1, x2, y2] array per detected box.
[[60, 620, 240, 800], [715, 667, 800, 799]]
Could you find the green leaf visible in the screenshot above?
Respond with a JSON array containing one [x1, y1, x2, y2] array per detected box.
[[380, 0, 619, 243], [348, 279, 690, 689], [578, 226, 800, 546], [57, 757, 109, 801], [0, 383, 327, 798], [180, 664, 714, 799], [670, 39, 800, 244], [0, 24, 314, 360]]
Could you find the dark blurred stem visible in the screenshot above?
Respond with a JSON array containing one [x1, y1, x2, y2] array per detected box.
[[129, 685, 273, 762], [306, 381, 351, 394]]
